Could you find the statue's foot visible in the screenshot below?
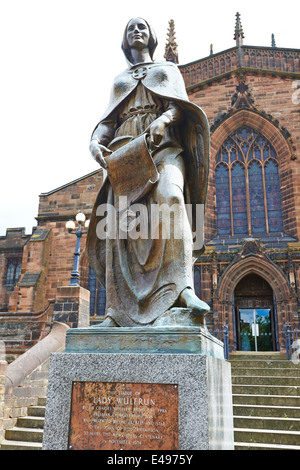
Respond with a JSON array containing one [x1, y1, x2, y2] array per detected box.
[[179, 288, 210, 325], [99, 317, 118, 327]]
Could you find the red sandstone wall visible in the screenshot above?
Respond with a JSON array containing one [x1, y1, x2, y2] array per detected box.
[[38, 170, 103, 302]]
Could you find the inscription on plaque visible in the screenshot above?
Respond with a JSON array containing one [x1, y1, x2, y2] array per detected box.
[[68, 382, 178, 450]]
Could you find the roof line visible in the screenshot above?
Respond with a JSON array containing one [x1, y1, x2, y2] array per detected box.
[[179, 44, 300, 69], [39, 169, 102, 196]]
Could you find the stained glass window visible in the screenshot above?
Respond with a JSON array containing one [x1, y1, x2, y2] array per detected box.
[[88, 267, 97, 316], [6, 259, 22, 287], [231, 162, 248, 234], [6, 263, 15, 285], [96, 283, 106, 316], [215, 126, 284, 237], [216, 164, 231, 235], [88, 267, 106, 317], [194, 265, 201, 298], [265, 160, 284, 232], [249, 161, 266, 234]]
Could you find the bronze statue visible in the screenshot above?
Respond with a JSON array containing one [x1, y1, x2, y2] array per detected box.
[[86, 18, 210, 327]]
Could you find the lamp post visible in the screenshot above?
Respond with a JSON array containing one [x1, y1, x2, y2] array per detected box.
[[66, 211, 90, 287]]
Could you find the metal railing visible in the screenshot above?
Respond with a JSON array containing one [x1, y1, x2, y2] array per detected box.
[[209, 323, 229, 360], [284, 322, 300, 362]]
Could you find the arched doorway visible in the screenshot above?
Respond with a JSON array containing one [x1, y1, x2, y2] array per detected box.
[[235, 273, 278, 352]]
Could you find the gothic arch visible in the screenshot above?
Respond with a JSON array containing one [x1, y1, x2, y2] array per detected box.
[[210, 109, 293, 163], [214, 254, 296, 349], [205, 108, 297, 240], [217, 254, 291, 303]]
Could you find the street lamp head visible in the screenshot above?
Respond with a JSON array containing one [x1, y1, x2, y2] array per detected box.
[[76, 211, 86, 224], [66, 220, 76, 231], [85, 219, 90, 229]]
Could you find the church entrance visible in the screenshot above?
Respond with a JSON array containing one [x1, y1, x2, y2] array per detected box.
[[235, 273, 278, 352]]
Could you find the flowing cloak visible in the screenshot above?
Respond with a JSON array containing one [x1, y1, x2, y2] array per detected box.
[[86, 61, 210, 324]]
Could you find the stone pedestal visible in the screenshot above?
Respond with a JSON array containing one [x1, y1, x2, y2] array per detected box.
[[53, 286, 90, 329], [43, 326, 234, 450]]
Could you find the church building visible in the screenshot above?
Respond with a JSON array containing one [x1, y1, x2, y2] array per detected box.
[[1, 13, 300, 358]]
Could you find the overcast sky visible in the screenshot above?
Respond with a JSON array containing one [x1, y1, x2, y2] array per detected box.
[[1, 0, 299, 235]]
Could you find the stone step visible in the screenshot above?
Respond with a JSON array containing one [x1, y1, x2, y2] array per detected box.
[[38, 397, 46, 406], [234, 428, 300, 447], [21, 380, 49, 391], [235, 442, 300, 451], [234, 415, 300, 431], [0, 439, 43, 450], [17, 416, 44, 429], [230, 360, 299, 369], [233, 403, 300, 418], [5, 427, 44, 443], [28, 405, 45, 417], [11, 386, 47, 399], [231, 367, 300, 377], [0, 393, 47, 450], [232, 375, 300, 386], [230, 353, 286, 361], [233, 393, 300, 407], [232, 384, 300, 396], [231, 354, 300, 449], [28, 370, 49, 380]]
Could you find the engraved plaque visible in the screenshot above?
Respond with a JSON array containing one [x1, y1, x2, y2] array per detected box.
[[68, 382, 178, 450]]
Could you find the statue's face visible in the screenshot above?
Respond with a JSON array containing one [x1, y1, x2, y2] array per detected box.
[[126, 18, 150, 50]]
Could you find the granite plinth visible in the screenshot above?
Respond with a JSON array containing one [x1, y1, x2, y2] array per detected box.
[[43, 327, 234, 450], [43, 352, 233, 450], [65, 326, 224, 359]]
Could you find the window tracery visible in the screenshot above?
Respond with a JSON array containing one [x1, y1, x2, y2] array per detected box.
[[215, 127, 283, 236]]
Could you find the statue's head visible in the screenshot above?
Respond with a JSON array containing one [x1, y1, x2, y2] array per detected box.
[[122, 18, 157, 64]]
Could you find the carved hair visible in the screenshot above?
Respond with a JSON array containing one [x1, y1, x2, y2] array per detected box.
[[121, 18, 158, 64]]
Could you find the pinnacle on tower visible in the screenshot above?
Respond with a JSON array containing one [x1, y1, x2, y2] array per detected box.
[[164, 19, 179, 64], [271, 33, 277, 48], [234, 12, 245, 47]]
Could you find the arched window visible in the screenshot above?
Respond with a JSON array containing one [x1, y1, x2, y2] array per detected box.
[[6, 258, 22, 287], [215, 126, 283, 236]]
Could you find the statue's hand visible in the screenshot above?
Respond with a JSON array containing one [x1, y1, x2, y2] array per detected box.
[[149, 115, 169, 148], [89, 140, 112, 169]]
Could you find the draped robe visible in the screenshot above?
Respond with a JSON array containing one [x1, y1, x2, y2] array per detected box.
[[86, 61, 210, 326]]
